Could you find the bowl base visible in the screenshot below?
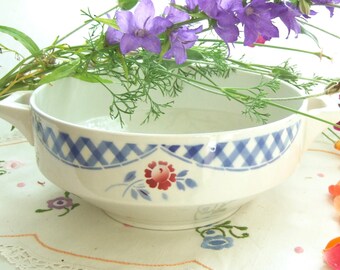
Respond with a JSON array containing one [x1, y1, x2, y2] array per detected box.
[[103, 207, 241, 231]]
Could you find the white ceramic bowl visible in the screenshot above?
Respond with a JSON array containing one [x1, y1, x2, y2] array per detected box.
[[0, 71, 338, 230]]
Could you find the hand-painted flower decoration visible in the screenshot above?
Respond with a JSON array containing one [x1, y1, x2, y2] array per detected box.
[[324, 237, 340, 269], [144, 161, 176, 190], [106, 0, 172, 54], [35, 191, 80, 217], [201, 235, 234, 250]]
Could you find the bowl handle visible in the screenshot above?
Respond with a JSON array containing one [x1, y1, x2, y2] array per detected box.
[[0, 91, 34, 145], [303, 94, 340, 151]]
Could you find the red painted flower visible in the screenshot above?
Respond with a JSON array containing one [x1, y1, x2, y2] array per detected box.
[[144, 161, 176, 190]]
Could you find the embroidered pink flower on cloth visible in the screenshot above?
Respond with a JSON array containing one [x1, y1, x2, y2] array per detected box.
[[144, 161, 176, 190], [324, 237, 340, 269], [3, 160, 24, 169]]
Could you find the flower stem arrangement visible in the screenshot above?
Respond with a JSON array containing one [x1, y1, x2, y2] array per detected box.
[[0, 0, 339, 127]]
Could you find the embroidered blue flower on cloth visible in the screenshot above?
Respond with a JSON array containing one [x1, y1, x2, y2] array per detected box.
[[201, 235, 234, 250], [196, 220, 249, 250]]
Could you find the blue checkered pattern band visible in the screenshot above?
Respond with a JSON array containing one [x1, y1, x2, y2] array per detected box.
[[33, 115, 157, 170], [161, 121, 300, 171], [33, 113, 300, 171]]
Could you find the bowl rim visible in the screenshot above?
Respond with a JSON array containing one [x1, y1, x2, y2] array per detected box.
[[30, 75, 307, 139]]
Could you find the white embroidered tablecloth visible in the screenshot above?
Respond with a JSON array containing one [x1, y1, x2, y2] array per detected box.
[[0, 118, 339, 270]]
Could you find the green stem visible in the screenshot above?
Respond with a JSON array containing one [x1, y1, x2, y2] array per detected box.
[[322, 131, 336, 143], [239, 42, 331, 60], [58, 208, 70, 217], [327, 127, 340, 139], [317, 3, 340, 9], [165, 69, 338, 127], [173, 16, 207, 29], [297, 19, 340, 40], [56, 5, 118, 44], [265, 99, 337, 126], [262, 91, 331, 101], [197, 38, 332, 60], [226, 58, 334, 85], [0, 55, 35, 88], [0, 43, 24, 58]]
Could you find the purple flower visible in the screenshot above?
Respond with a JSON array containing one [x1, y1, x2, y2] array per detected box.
[[213, 10, 240, 43], [107, 0, 172, 54], [198, 0, 240, 43], [47, 197, 74, 209], [312, 0, 340, 17], [197, 0, 220, 18], [270, 2, 302, 36], [164, 0, 190, 24], [164, 26, 202, 64], [186, 0, 199, 11], [236, 0, 279, 46], [106, 27, 123, 45]]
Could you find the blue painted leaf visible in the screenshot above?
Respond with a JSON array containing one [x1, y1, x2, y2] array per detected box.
[[162, 193, 168, 200], [177, 170, 189, 178], [176, 181, 186, 191], [124, 171, 136, 182], [185, 178, 198, 188], [131, 189, 138, 200], [138, 189, 151, 201]]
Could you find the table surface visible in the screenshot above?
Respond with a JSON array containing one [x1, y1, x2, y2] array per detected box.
[[1, 1, 340, 270]]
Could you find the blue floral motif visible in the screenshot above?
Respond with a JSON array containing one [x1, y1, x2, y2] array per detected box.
[[196, 220, 249, 251], [201, 235, 234, 250], [105, 166, 197, 201]]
